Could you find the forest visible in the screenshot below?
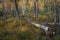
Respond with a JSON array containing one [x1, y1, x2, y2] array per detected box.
[[0, 0, 60, 40]]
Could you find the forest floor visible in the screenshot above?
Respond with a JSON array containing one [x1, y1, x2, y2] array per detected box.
[[0, 16, 60, 40]]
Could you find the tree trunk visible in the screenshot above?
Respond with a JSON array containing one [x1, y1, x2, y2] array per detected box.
[[55, 0, 60, 35], [14, 0, 20, 19], [8, 0, 11, 15], [2, 0, 7, 19], [33, 0, 37, 18], [22, 0, 25, 15]]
